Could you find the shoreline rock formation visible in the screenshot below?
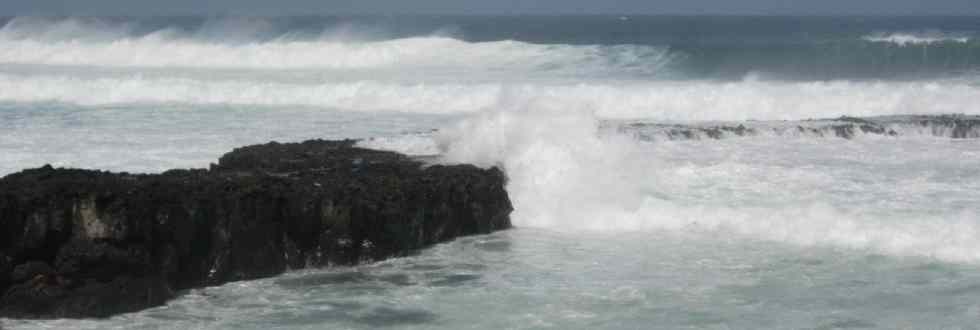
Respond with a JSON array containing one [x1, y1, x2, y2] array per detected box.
[[0, 140, 512, 319], [615, 114, 980, 141]]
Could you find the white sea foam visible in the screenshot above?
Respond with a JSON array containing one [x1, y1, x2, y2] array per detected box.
[[434, 107, 980, 263], [1, 73, 977, 120], [862, 32, 972, 46], [0, 37, 663, 73]]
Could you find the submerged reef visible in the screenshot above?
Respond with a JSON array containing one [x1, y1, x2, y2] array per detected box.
[[0, 140, 512, 318]]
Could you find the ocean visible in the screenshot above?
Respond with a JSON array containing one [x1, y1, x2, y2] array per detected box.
[[2, 15, 980, 329]]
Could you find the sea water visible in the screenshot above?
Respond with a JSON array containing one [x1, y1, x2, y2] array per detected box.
[[2, 16, 980, 329]]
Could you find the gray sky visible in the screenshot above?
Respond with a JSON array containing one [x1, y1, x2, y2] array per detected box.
[[2, 0, 979, 16]]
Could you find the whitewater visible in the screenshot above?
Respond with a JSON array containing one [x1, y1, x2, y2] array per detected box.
[[3, 16, 980, 329]]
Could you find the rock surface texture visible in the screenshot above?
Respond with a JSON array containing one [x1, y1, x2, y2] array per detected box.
[[0, 140, 512, 319]]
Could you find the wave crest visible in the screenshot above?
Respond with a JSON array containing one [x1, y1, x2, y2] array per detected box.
[[862, 31, 973, 46], [0, 17, 675, 75], [1, 73, 976, 120]]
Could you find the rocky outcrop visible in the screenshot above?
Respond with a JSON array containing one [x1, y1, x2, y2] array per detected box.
[[613, 114, 980, 141], [908, 115, 980, 139], [0, 140, 512, 319]]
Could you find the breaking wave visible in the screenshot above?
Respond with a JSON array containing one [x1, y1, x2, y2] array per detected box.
[[0, 17, 675, 76], [425, 107, 980, 263], [1, 73, 978, 120], [6, 17, 980, 80]]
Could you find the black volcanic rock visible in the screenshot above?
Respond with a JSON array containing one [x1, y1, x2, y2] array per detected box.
[[615, 115, 980, 142], [0, 140, 512, 319]]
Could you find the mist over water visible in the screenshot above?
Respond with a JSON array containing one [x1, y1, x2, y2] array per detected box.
[[3, 15, 980, 329]]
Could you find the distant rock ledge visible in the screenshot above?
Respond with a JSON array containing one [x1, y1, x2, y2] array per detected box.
[[615, 114, 980, 141], [0, 140, 512, 319]]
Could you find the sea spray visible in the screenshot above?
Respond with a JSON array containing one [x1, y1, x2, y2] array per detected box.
[[438, 106, 980, 263], [438, 105, 651, 229]]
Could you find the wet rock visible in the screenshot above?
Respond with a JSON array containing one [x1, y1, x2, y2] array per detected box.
[[658, 124, 758, 140], [10, 262, 54, 283], [0, 253, 11, 289], [0, 139, 512, 319], [913, 115, 980, 139], [616, 114, 977, 142]]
